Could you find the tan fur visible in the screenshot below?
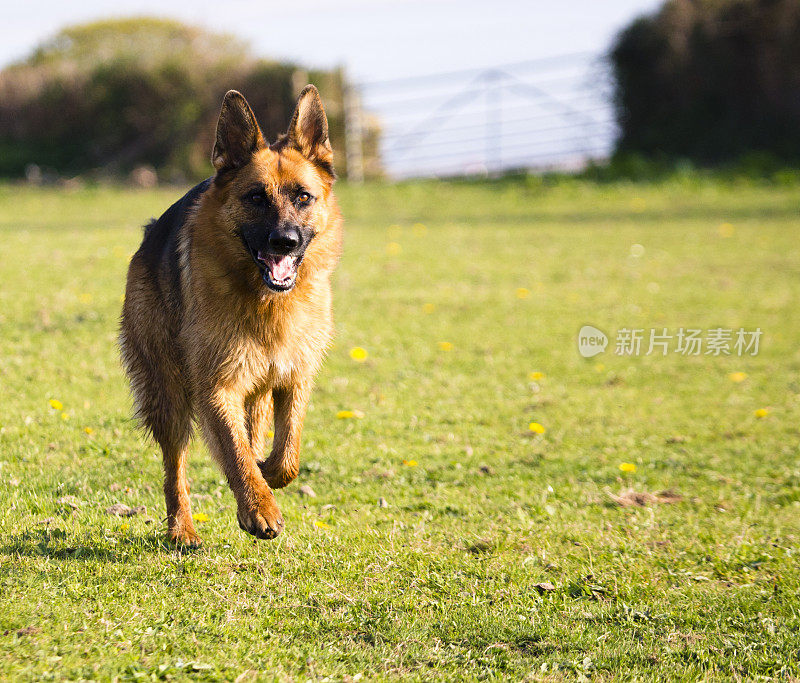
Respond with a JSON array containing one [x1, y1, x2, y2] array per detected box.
[[120, 87, 341, 546]]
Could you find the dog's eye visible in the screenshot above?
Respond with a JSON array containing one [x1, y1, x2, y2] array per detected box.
[[296, 191, 312, 205], [249, 192, 266, 205]]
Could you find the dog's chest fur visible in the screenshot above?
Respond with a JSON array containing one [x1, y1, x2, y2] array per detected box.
[[184, 276, 333, 396]]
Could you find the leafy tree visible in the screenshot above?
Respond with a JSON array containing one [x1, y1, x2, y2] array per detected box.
[[610, 0, 800, 165]]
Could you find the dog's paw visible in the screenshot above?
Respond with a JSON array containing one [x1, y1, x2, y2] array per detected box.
[[237, 491, 284, 540], [258, 459, 298, 490], [258, 460, 297, 489], [167, 525, 203, 548]]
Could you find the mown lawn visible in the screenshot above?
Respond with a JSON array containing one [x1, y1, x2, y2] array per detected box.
[[1, 176, 799, 680]]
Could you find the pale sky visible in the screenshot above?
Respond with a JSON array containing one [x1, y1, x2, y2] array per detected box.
[[4, 0, 662, 81]]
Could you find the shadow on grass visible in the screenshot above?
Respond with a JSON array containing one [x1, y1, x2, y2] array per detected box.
[[0, 527, 199, 561]]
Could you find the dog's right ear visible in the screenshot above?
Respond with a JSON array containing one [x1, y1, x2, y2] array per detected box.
[[212, 91, 265, 172]]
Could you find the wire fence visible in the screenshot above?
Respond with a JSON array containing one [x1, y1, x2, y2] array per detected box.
[[348, 51, 616, 180]]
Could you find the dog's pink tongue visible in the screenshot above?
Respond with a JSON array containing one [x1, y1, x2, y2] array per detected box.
[[270, 255, 295, 281]]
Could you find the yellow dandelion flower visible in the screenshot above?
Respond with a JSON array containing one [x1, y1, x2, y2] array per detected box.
[[61, 412, 70, 421], [529, 371, 544, 381], [438, 341, 453, 352], [754, 408, 769, 419], [314, 520, 331, 530], [728, 372, 747, 383], [619, 462, 637, 473], [718, 222, 734, 238], [84, 427, 94, 435], [337, 410, 355, 419], [386, 242, 402, 255], [528, 422, 546, 435], [78, 293, 92, 304], [402, 459, 418, 467], [516, 287, 530, 299], [49, 399, 63, 411], [412, 223, 427, 236], [192, 513, 210, 523], [349, 346, 368, 362], [118, 523, 129, 532], [422, 303, 436, 314], [595, 363, 605, 373]]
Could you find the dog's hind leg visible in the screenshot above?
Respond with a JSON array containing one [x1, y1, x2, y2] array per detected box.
[[120, 340, 198, 545], [258, 377, 311, 489], [160, 427, 200, 548], [128, 379, 199, 547], [142, 387, 199, 547]]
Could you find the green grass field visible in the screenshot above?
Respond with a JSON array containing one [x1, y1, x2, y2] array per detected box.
[[1, 176, 799, 680]]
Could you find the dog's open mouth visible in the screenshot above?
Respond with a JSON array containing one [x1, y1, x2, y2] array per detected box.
[[257, 251, 300, 291]]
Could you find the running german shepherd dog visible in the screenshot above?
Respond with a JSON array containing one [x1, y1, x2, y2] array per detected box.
[[120, 86, 342, 546]]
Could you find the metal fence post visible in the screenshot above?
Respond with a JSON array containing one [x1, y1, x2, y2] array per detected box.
[[344, 82, 365, 183]]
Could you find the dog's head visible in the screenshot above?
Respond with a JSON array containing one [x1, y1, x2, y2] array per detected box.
[[209, 86, 336, 293]]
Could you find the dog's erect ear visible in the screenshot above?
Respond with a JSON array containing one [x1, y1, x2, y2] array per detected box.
[[286, 85, 333, 170], [212, 90, 265, 172]]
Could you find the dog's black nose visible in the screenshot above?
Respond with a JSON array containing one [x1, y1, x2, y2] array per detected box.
[[268, 227, 301, 254]]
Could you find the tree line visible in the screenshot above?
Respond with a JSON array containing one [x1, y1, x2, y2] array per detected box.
[[610, 0, 800, 168], [0, 18, 378, 181]]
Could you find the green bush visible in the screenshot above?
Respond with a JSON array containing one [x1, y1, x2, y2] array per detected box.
[[0, 18, 353, 180], [610, 0, 800, 165]]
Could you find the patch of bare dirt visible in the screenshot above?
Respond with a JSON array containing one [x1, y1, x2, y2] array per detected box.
[[105, 503, 146, 517], [607, 489, 683, 508]]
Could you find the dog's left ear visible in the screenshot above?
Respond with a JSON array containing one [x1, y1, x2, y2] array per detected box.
[[212, 90, 265, 172], [287, 85, 333, 171]]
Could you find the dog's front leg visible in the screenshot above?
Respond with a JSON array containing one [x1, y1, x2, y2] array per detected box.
[[197, 389, 283, 539], [259, 378, 311, 489], [246, 390, 274, 457]]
